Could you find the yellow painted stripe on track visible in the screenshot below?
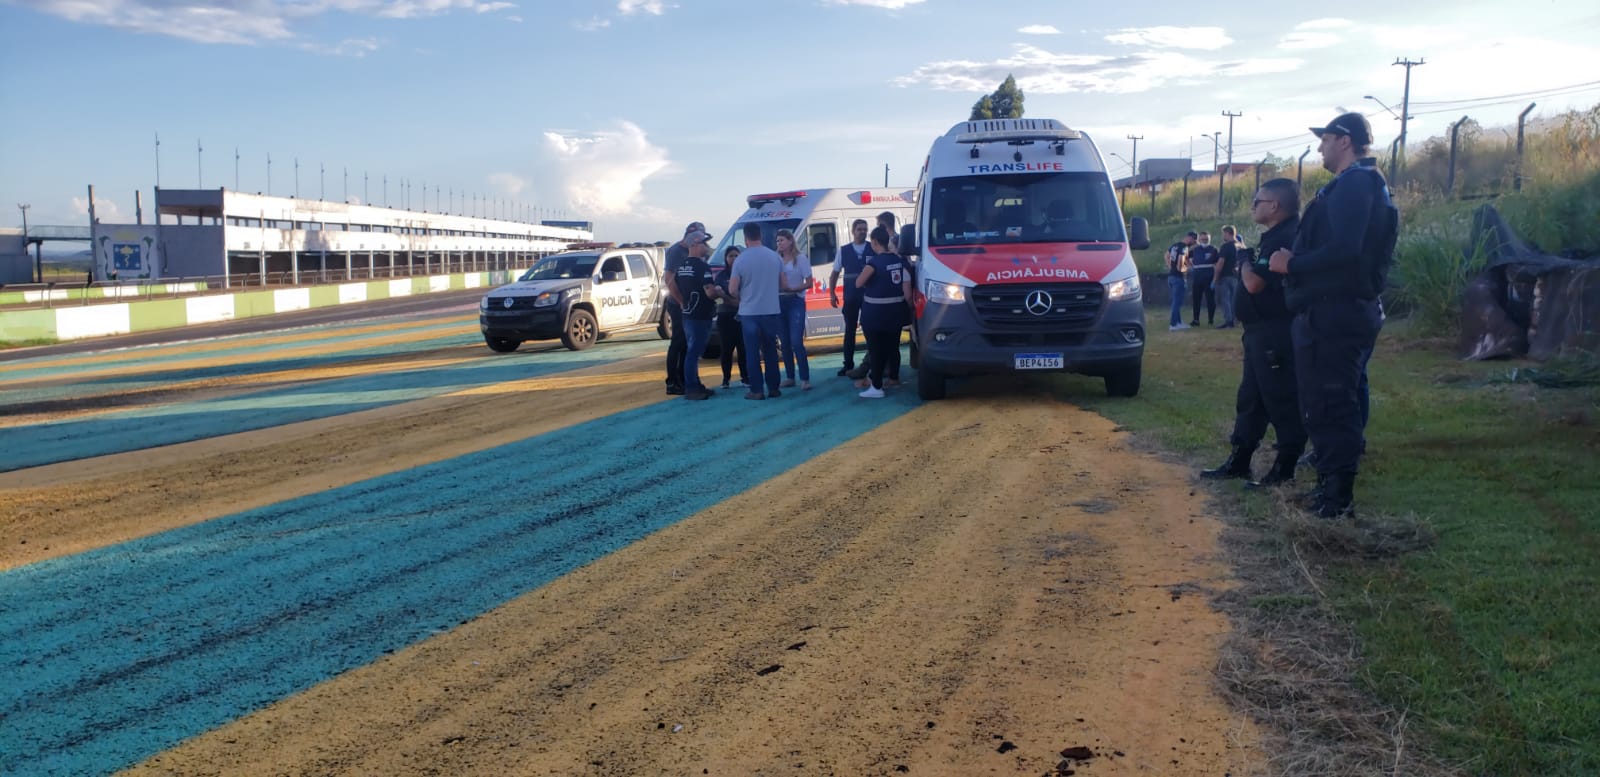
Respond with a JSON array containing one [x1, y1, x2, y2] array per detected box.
[[0, 346, 487, 429], [0, 313, 473, 375], [1, 317, 478, 387], [0, 350, 668, 570]]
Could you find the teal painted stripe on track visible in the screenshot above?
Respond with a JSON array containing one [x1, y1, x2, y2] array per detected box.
[[0, 338, 663, 472], [0, 368, 919, 776], [0, 333, 475, 409], [0, 316, 469, 383]]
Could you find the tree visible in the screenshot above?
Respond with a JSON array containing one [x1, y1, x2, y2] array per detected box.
[[970, 75, 1025, 120]]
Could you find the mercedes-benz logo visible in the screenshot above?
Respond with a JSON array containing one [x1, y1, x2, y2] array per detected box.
[[1025, 290, 1053, 316], [502, 297, 514, 309]]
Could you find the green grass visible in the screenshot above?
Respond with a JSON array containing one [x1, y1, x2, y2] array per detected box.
[[1043, 310, 1600, 775]]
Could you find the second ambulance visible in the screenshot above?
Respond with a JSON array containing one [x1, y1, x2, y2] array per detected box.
[[901, 118, 1150, 399]]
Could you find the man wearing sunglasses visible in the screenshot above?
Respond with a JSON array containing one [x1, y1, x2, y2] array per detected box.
[[1268, 112, 1399, 519]]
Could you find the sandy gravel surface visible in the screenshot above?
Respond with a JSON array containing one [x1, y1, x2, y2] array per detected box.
[[3, 317, 1259, 776]]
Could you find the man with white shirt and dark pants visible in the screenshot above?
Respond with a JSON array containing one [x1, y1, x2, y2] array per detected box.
[[828, 219, 872, 377], [729, 223, 785, 400]]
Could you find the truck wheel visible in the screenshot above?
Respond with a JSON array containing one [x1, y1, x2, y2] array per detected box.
[[561, 309, 598, 350], [1104, 364, 1142, 397], [484, 336, 521, 353], [917, 364, 946, 400], [656, 308, 673, 339]]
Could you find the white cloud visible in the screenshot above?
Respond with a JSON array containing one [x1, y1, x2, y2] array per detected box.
[[1018, 24, 1060, 35], [1105, 26, 1232, 51], [823, 0, 926, 8], [301, 37, 380, 56], [13, 0, 519, 45], [541, 121, 670, 217], [617, 0, 664, 14], [1278, 32, 1341, 50], [893, 44, 1301, 95], [73, 195, 126, 223], [504, 13, 520, 21], [574, 16, 610, 31], [487, 172, 528, 196]]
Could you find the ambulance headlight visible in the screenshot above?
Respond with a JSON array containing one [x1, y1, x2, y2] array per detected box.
[[926, 281, 967, 304], [533, 290, 562, 308], [1105, 274, 1141, 302], [479, 296, 489, 310]]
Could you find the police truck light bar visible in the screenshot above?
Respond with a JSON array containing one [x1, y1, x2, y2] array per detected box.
[[565, 241, 615, 250], [747, 190, 808, 208]]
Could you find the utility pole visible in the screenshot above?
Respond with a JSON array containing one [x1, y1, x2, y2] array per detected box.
[[18, 203, 32, 282], [884, 163, 889, 187], [1221, 111, 1241, 213], [1394, 58, 1425, 171], [1210, 132, 1222, 216], [1126, 134, 1144, 189]]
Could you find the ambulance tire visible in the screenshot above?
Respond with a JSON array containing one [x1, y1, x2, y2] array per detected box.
[[561, 309, 599, 351], [656, 308, 673, 339], [908, 338, 920, 369], [917, 364, 946, 400], [484, 336, 521, 353], [1104, 364, 1142, 397]]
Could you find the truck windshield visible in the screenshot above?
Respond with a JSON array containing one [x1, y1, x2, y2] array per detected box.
[[927, 173, 1125, 247], [519, 253, 600, 281], [709, 218, 801, 266]]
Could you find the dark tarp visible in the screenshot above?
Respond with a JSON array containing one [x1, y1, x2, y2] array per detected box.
[[1460, 205, 1599, 360]]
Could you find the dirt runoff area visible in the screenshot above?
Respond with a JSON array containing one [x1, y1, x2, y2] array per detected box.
[[3, 329, 1259, 775], [105, 370, 1259, 776]]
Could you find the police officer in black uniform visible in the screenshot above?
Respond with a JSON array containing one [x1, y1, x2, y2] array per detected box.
[[1201, 178, 1306, 487], [1268, 113, 1399, 518]]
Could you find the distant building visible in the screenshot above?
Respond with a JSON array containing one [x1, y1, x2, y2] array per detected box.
[[88, 189, 593, 285]]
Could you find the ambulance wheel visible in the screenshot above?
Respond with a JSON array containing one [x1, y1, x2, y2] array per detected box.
[[561, 309, 598, 350], [484, 336, 521, 353], [917, 365, 946, 400], [1104, 364, 1141, 397], [656, 308, 673, 339], [908, 339, 920, 369]]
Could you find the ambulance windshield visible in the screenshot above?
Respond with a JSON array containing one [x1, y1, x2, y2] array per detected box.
[[709, 219, 801, 266], [927, 173, 1124, 247], [520, 253, 600, 281]]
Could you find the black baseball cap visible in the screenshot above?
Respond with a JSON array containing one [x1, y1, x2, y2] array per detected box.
[[1310, 112, 1373, 147], [684, 221, 707, 234], [1185, 230, 1198, 238]]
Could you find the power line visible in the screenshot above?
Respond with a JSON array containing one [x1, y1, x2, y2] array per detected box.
[[1410, 79, 1600, 107]]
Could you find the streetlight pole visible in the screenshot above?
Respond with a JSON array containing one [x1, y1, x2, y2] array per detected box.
[[1210, 132, 1223, 216], [18, 203, 35, 282]]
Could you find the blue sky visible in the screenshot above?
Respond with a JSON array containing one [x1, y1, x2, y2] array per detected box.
[[2, 0, 1598, 242]]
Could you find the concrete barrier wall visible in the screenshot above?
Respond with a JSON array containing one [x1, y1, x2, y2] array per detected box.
[[0, 268, 527, 344], [0, 282, 211, 307]]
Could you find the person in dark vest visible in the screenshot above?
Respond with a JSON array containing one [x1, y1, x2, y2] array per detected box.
[[1202, 179, 1306, 487], [662, 221, 708, 395], [713, 246, 746, 389], [1269, 112, 1399, 518], [674, 230, 720, 400], [1214, 224, 1242, 328], [828, 219, 872, 376], [854, 225, 911, 398], [1166, 232, 1195, 331], [1188, 230, 1219, 326]]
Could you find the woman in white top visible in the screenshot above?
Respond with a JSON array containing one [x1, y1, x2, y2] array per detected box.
[[774, 228, 813, 391]]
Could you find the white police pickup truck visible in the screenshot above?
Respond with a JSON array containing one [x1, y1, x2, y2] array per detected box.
[[478, 242, 672, 351]]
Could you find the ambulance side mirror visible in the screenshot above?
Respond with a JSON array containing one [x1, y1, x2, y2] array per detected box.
[[1128, 217, 1151, 250], [897, 224, 918, 257]]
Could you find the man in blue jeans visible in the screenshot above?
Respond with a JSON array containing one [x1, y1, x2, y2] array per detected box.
[[675, 230, 720, 400], [1166, 231, 1195, 330], [729, 222, 785, 399]]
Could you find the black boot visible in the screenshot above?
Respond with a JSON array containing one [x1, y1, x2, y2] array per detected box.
[[1244, 452, 1297, 490], [1290, 474, 1324, 508], [1314, 472, 1356, 519], [1201, 445, 1255, 480]]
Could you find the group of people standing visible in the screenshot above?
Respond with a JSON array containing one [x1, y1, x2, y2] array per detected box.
[[660, 211, 911, 402], [1193, 112, 1399, 520], [1164, 227, 1245, 331]]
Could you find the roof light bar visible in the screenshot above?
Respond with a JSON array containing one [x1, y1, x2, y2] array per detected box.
[[955, 128, 1082, 145], [746, 190, 809, 208]]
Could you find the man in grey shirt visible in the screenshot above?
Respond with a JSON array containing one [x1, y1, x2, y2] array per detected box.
[[729, 222, 785, 399]]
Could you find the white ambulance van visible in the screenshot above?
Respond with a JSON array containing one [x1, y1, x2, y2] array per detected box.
[[898, 118, 1151, 399], [710, 188, 915, 339]]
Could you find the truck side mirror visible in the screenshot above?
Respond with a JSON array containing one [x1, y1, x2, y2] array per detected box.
[[897, 224, 918, 257], [1128, 217, 1151, 250]]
